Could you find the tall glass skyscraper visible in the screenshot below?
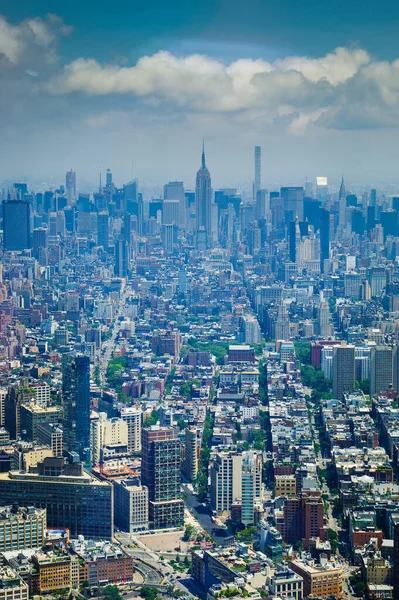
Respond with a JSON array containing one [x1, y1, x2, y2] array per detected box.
[[62, 353, 91, 460], [3, 199, 31, 251]]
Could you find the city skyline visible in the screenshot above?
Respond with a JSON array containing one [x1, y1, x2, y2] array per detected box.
[[2, 2, 399, 185]]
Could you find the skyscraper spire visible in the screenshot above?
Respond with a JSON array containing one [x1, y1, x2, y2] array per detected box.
[[339, 174, 346, 200], [201, 139, 206, 169]]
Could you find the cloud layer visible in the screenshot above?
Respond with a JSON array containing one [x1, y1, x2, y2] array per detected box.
[[1, 13, 399, 185]]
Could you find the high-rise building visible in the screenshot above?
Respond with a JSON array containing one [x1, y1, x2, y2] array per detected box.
[[120, 406, 142, 453], [3, 199, 31, 251], [141, 426, 184, 529], [114, 478, 149, 533], [62, 354, 91, 460], [90, 413, 128, 465], [4, 387, 23, 441], [115, 236, 129, 277], [66, 170, 76, 205], [254, 146, 261, 194], [210, 450, 262, 525], [181, 427, 201, 482], [280, 187, 304, 222], [332, 345, 355, 399], [32, 227, 48, 259], [20, 403, 62, 442], [339, 175, 347, 226], [164, 181, 185, 227], [319, 207, 331, 272], [316, 176, 328, 204], [370, 346, 393, 397], [97, 211, 110, 249], [317, 301, 332, 338], [195, 143, 212, 247], [0, 457, 113, 539]]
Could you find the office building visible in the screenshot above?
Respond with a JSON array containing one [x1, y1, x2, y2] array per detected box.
[[3, 199, 31, 251], [281, 187, 304, 221], [113, 477, 149, 532], [141, 426, 184, 529], [254, 145, 261, 194], [319, 207, 331, 272], [339, 175, 347, 226], [164, 181, 185, 226], [370, 346, 393, 397], [333, 345, 355, 399], [0, 505, 46, 552], [62, 353, 91, 460], [66, 170, 76, 204], [195, 143, 212, 246], [32, 227, 48, 258], [120, 406, 142, 453], [316, 176, 328, 203], [90, 413, 128, 465], [4, 387, 23, 441], [97, 211, 110, 248], [115, 236, 129, 277], [36, 423, 63, 457], [20, 403, 62, 442], [0, 457, 113, 539]]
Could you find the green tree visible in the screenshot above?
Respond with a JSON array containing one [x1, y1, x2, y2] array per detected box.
[[140, 587, 159, 600], [103, 585, 122, 600]]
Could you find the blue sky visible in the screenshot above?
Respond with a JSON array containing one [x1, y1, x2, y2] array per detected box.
[[1, 0, 399, 191]]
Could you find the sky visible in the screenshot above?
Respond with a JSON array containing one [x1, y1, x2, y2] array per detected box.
[[2, 0, 399, 192]]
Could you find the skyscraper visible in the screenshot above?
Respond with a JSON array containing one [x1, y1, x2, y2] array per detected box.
[[339, 175, 346, 227], [280, 187, 304, 222], [319, 208, 331, 273], [3, 199, 31, 251], [164, 181, 185, 227], [97, 211, 110, 249], [254, 146, 261, 194], [66, 170, 76, 205], [141, 426, 184, 529], [195, 142, 212, 247], [332, 345, 355, 399], [115, 236, 128, 277], [62, 354, 91, 460], [370, 346, 393, 397]]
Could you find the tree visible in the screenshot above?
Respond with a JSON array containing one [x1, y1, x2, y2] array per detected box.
[[140, 587, 159, 600], [103, 585, 122, 600], [359, 378, 370, 395], [183, 524, 195, 541]]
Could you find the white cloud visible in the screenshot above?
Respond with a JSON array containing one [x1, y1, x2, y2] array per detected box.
[[46, 45, 399, 134], [0, 13, 71, 67]]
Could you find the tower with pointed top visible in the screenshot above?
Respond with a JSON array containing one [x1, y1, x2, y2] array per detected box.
[[195, 142, 212, 247], [339, 175, 346, 227]]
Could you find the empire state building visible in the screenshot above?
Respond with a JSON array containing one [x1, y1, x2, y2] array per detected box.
[[195, 143, 212, 246]]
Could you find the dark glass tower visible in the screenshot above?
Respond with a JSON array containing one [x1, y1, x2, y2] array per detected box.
[[62, 354, 91, 460], [3, 199, 31, 251]]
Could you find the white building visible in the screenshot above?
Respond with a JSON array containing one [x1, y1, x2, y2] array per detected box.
[[120, 406, 142, 453], [90, 413, 128, 465]]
